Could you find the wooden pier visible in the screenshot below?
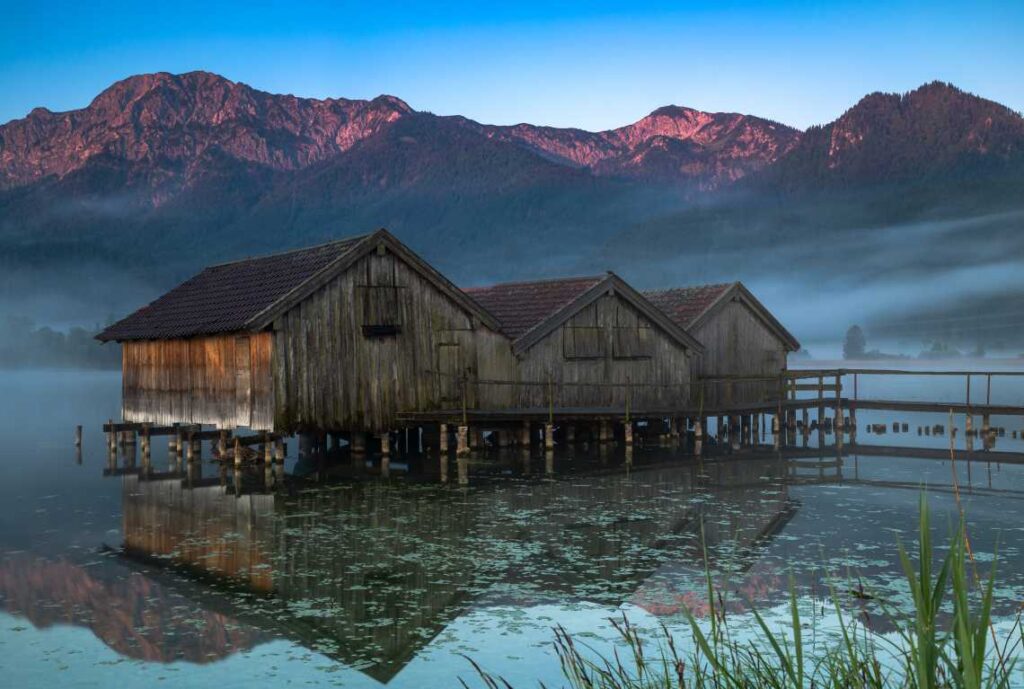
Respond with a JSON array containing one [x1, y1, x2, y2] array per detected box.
[[92, 367, 1024, 467]]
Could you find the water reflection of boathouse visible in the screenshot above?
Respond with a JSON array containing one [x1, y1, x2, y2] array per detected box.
[[117, 454, 797, 681]]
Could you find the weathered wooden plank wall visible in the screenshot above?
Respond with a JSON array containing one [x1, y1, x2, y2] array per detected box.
[[272, 248, 514, 432], [513, 294, 692, 410], [122, 333, 274, 429], [691, 300, 788, 408]]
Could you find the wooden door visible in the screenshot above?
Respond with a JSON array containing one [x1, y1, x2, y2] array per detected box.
[[234, 336, 252, 427], [437, 342, 462, 406]]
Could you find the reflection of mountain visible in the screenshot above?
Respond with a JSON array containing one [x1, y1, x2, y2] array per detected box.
[[114, 452, 798, 681], [0, 553, 269, 662]]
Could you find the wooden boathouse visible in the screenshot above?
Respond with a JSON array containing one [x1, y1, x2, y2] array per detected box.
[[644, 282, 800, 408], [97, 229, 510, 441], [464, 273, 703, 410]]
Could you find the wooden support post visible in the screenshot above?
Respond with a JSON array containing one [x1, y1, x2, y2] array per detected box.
[[186, 432, 195, 462], [379, 432, 391, 456], [74, 425, 82, 447], [233, 437, 242, 467], [175, 428, 184, 458], [752, 414, 760, 442], [519, 421, 531, 446], [694, 418, 704, 441], [544, 423, 555, 450], [668, 418, 679, 438], [599, 420, 612, 443], [107, 418, 116, 453], [350, 432, 367, 455], [623, 421, 634, 446], [772, 414, 780, 434], [802, 408, 809, 433], [439, 423, 449, 453], [982, 414, 991, 435], [274, 437, 285, 462], [218, 430, 228, 458], [263, 433, 273, 462], [456, 425, 470, 456]]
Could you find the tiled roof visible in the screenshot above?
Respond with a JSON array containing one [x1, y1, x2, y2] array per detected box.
[[464, 276, 604, 339], [643, 283, 733, 328], [97, 235, 368, 341]]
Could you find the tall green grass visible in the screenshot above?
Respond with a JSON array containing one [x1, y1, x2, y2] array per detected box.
[[464, 495, 1021, 689]]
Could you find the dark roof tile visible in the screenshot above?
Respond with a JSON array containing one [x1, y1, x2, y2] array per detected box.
[[643, 283, 733, 328], [97, 235, 368, 341], [464, 276, 603, 339]]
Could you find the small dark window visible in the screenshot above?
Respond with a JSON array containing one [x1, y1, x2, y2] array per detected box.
[[362, 324, 401, 337], [357, 256, 403, 337]]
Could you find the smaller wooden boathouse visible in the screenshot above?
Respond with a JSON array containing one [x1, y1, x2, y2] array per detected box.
[[464, 273, 703, 411], [644, 282, 800, 408]]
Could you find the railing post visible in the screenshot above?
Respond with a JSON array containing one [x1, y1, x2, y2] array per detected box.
[[835, 372, 843, 430]]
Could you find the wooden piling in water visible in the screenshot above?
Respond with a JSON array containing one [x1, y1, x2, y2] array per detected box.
[[544, 423, 555, 449], [350, 432, 367, 455], [439, 423, 449, 453], [456, 425, 470, 456]]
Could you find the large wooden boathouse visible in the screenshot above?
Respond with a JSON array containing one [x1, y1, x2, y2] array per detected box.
[[97, 229, 510, 434]]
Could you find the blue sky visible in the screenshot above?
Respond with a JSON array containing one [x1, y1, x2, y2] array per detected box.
[[1, 1, 1021, 130]]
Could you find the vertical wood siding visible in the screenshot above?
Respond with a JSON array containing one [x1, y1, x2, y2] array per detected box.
[[691, 299, 788, 407], [272, 248, 515, 432], [514, 294, 692, 410], [122, 332, 274, 429]]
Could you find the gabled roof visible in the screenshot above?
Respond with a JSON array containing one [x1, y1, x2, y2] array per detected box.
[[644, 282, 800, 351], [465, 273, 704, 356], [644, 284, 733, 328], [97, 229, 500, 342], [463, 276, 604, 340]]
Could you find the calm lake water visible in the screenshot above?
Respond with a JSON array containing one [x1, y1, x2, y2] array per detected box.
[[2, 368, 1024, 687]]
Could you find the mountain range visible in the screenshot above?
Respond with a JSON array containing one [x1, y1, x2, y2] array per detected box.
[[2, 72, 1023, 343]]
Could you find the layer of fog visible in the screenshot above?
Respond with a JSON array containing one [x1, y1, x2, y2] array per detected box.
[[4, 207, 1024, 363]]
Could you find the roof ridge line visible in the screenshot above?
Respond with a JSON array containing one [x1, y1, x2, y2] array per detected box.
[[205, 233, 372, 269], [643, 282, 735, 294], [464, 274, 606, 290]]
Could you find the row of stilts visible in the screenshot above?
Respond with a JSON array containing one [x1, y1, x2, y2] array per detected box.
[[100, 420, 286, 468]]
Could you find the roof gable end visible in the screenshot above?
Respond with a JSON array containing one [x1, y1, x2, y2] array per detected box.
[[511, 273, 705, 356]]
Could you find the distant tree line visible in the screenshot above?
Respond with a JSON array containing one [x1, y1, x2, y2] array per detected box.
[[0, 315, 120, 369]]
